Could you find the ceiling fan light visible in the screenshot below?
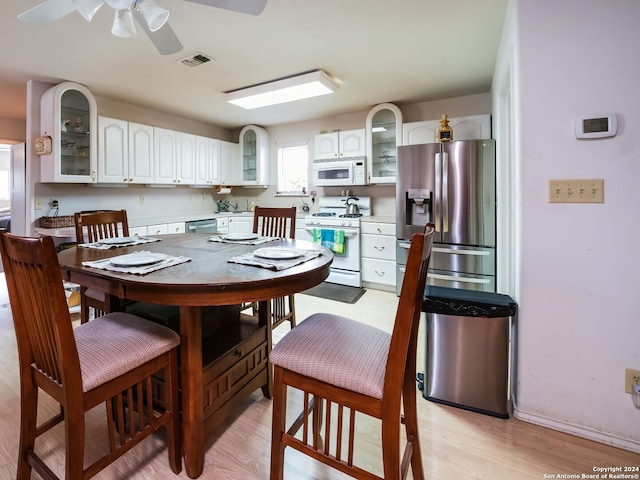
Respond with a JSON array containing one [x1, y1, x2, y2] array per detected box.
[[73, 0, 104, 21], [111, 8, 137, 37], [137, 0, 169, 32]]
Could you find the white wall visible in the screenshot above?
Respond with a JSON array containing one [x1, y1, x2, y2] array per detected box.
[[494, 0, 640, 451]]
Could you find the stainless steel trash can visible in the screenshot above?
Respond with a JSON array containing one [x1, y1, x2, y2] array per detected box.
[[422, 286, 517, 419]]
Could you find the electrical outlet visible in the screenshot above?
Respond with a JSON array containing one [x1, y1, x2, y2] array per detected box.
[[35, 198, 42, 210], [139, 195, 145, 206], [625, 368, 640, 394], [549, 179, 604, 203], [188, 194, 193, 204]]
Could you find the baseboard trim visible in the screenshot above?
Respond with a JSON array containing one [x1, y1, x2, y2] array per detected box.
[[514, 407, 640, 453]]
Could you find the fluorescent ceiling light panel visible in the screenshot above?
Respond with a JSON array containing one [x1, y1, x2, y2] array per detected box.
[[224, 70, 339, 109]]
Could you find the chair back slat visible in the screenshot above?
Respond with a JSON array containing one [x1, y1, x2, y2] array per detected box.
[[384, 223, 435, 398], [75, 210, 130, 243], [253, 207, 297, 239], [0, 233, 80, 389]]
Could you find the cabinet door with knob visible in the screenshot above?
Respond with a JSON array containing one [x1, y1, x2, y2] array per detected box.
[[98, 117, 154, 184], [314, 129, 365, 159]]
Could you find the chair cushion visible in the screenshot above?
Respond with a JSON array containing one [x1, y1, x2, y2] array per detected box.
[[74, 312, 180, 392], [270, 313, 391, 399]]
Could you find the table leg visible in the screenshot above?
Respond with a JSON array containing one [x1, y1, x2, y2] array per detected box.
[[259, 299, 273, 399], [179, 305, 204, 479]]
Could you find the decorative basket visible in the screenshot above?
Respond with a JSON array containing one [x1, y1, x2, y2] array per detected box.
[[38, 215, 75, 228]]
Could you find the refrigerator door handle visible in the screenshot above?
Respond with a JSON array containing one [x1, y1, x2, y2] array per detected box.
[[432, 246, 492, 256], [435, 152, 442, 232], [442, 151, 448, 233], [428, 273, 492, 285]]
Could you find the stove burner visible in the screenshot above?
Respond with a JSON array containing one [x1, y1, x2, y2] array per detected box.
[[313, 212, 337, 217], [339, 214, 363, 218]]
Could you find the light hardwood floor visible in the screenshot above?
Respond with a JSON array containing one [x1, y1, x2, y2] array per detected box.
[[0, 278, 637, 479]]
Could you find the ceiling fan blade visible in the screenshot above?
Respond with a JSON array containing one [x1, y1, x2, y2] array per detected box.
[[18, 0, 78, 23], [182, 0, 267, 16], [134, 9, 183, 55]]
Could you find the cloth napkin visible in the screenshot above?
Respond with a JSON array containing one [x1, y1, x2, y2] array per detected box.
[[228, 249, 323, 271], [78, 236, 160, 250], [312, 228, 345, 254], [82, 251, 191, 275], [208, 235, 278, 245]]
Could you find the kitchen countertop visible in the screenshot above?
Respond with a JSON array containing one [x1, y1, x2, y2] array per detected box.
[[363, 215, 395, 224]]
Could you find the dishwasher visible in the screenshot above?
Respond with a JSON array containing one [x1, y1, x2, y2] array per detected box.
[[185, 218, 218, 234]]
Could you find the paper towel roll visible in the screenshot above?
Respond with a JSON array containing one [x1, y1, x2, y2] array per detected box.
[[216, 186, 232, 194]]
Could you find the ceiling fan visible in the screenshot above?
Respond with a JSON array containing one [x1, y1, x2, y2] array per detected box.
[[18, 0, 267, 55]]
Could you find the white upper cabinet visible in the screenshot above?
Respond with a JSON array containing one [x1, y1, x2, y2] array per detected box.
[[220, 140, 239, 185], [402, 120, 439, 145], [314, 129, 365, 159], [153, 127, 176, 184], [366, 103, 403, 184], [98, 116, 127, 183], [175, 132, 196, 185], [98, 117, 153, 184], [40, 82, 97, 183], [448, 114, 492, 141], [239, 125, 269, 186], [128, 122, 154, 183], [403, 114, 491, 145], [153, 128, 196, 185], [195, 135, 221, 186]]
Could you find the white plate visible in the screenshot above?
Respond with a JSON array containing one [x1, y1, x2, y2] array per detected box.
[[253, 247, 304, 260], [221, 233, 259, 241], [110, 252, 168, 267], [98, 236, 137, 245]]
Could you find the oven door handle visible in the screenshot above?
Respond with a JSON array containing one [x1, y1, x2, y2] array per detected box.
[[305, 227, 359, 236]]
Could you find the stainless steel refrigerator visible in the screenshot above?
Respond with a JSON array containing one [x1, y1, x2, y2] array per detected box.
[[395, 139, 496, 293]]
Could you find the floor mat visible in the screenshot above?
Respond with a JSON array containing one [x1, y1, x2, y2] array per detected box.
[[301, 282, 366, 304]]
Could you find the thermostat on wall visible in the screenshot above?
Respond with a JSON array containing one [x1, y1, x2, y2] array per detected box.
[[575, 114, 617, 139]]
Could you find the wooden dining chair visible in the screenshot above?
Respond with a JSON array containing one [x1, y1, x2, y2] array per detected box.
[[0, 232, 181, 480], [269, 224, 435, 480], [74, 209, 130, 323], [251, 206, 298, 330]]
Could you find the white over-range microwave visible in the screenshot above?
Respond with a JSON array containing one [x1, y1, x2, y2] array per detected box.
[[312, 157, 367, 186]]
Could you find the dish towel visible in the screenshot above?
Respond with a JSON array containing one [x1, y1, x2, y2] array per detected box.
[[78, 237, 160, 250], [228, 249, 323, 271], [312, 228, 345, 254], [82, 251, 191, 275]]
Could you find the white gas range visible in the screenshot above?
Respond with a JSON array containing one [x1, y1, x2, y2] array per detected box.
[[302, 196, 371, 287]]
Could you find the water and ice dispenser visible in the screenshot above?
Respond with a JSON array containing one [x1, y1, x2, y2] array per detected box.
[[404, 188, 432, 227]]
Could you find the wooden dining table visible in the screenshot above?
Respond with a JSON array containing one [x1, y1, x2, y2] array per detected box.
[[56, 233, 332, 478]]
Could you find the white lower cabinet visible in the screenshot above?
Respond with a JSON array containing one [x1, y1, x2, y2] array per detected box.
[[361, 222, 396, 289], [130, 226, 147, 238], [216, 216, 229, 234], [132, 222, 185, 237], [228, 215, 253, 234], [167, 222, 185, 234]]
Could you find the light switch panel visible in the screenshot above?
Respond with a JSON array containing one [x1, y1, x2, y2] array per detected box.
[[549, 179, 604, 203]]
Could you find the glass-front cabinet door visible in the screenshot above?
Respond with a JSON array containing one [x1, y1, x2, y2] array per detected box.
[[365, 103, 402, 184], [239, 124, 269, 186], [40, 82, 97, 183]]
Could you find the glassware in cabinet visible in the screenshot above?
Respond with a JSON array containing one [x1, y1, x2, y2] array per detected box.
[[40, 82, 97, 183], [365, 103, 403, 184], [239, 125, 268, 186]]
